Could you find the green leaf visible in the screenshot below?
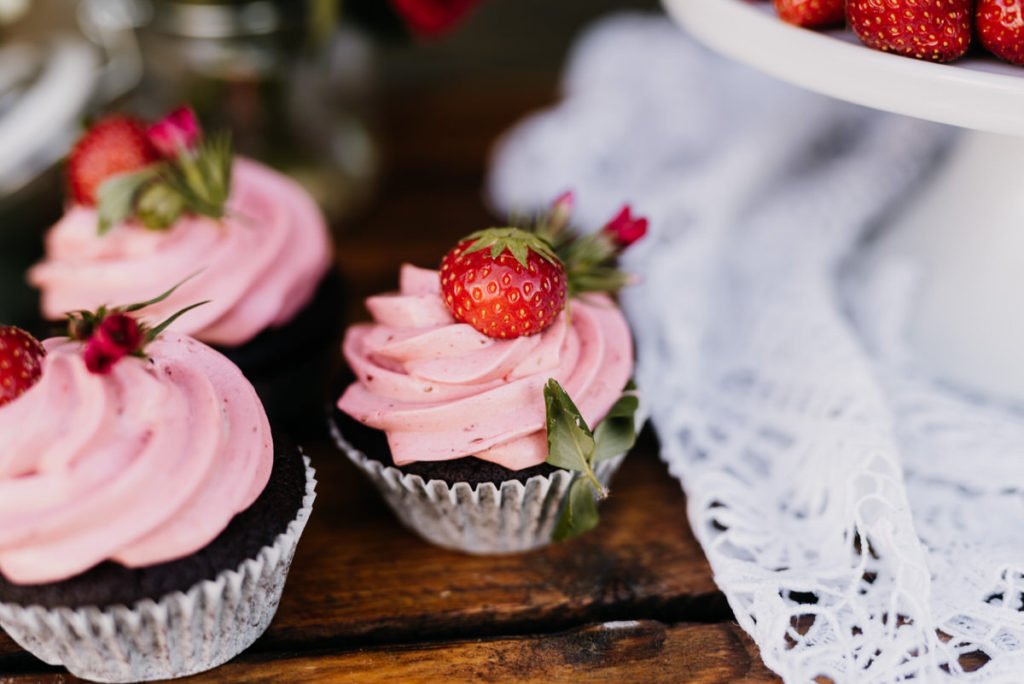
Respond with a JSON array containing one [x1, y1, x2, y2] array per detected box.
[[552, 477, 600, 542], [145, 300, 210, 342], [122, 271, 204, 313], [593, 393, 639, 464], [544, 379, 603, 495], [96, 168, 157, 235]]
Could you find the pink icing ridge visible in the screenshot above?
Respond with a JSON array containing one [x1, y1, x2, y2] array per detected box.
[[338, 265, 634, 471], [0, 333, 273, 585], [29, 158, 332, 347]]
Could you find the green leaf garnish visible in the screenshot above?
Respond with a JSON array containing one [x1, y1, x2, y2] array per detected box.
[[97, 168, 158, 235], [553, 478, 600, 542], [593, 392, 639, 464], [544, 378, 602, 494], [544, 378, 641, 542]]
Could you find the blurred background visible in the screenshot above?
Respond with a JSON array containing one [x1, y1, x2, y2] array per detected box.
[[0, 0, 657, 326]]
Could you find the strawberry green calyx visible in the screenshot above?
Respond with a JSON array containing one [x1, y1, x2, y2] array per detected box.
[[95, 108, 233, 235], [544, 378, 640, 541], [65, 274, 209, 374], [460, 227, 561, 268]]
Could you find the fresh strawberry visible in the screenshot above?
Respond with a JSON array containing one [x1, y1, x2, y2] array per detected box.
[[977, 0, 1024, 65], [848, 0, 971, 62], [67, 115, 159, 206], [774, 0, 845, 29], [0, 327, 45, 407], [440, 228, 568, 340]]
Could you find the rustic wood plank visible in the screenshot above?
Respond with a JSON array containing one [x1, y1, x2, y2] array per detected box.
[[0, 621, 778, 683], [208, 621, 780, 684], [260, 431, 721, 650]]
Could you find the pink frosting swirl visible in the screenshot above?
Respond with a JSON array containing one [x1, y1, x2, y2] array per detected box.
[[30, 158, 332, 347], [338, 265, 634, 471], [0, 333, 273, 585]]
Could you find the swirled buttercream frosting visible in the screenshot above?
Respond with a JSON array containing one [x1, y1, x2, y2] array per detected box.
[[0, 333, 273, 585], [30, 158, 331, 347], [338, 265, 634, 471]]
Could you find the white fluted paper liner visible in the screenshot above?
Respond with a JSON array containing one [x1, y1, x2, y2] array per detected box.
[[330, 422, 624, 554], [0, 457, 317, 683]]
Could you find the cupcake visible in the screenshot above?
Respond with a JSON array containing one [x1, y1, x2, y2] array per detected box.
[[28, 107, 343, 432], [331, 193, 646, 553], [0, 293, 316, 682]]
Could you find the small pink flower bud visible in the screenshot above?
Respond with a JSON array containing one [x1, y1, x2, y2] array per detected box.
[[147, 106, 201, 158]]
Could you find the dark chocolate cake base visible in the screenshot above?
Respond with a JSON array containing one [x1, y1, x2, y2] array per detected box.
[[219, 267, 348, 438], [0, 437, 307, 611], [331, 406, 560, 487]]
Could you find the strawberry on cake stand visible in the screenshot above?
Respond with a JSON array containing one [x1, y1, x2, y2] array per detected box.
[[665, 0, 1024, 405]]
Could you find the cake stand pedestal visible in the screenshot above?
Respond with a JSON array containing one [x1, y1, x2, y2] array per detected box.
[[665, 0, 1024, 404]]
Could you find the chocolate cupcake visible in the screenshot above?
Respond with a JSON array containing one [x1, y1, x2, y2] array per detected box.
[[0, 304, 316, 682], [331, 194, 646, 553], [27, 108, 342, 433]]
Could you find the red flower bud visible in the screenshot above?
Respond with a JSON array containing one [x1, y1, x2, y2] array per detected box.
[[96, 314, 145, 354], [603, 205, 648, 248], [148, 106, 201, 158], [83, 336, 128, 375], [83, 314, 144, 374], [389, 0, 480, 37]]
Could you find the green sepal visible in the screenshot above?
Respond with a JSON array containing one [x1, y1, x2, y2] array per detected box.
[[122, 271, 203, 312], [552, 477, 600, 542], [162, 132, 233, 220], [460, 227, 561, 268], [144, 300, 210, 343], [566, 266, 632, 295]]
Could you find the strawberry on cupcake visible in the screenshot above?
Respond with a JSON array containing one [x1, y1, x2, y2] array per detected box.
[[332, 193, 646, 552]]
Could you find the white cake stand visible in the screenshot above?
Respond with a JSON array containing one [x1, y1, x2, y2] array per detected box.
[[665, 0, 1024, 405]]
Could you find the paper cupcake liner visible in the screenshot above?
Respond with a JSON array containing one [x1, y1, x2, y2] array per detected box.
[[330, 423, 625, 554], [0, 457, 317, 683]]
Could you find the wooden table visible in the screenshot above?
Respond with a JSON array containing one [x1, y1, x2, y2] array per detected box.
[[0, 79, 778, 683]]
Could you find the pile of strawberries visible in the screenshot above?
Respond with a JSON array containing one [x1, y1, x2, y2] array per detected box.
[[772, 0, 1024, 65]]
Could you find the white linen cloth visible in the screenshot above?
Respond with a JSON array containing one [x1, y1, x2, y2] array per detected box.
[[489, 14, 1024, 683]]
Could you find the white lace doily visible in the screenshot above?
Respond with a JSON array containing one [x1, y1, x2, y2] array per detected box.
[[489, 14, 1024, 683]]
